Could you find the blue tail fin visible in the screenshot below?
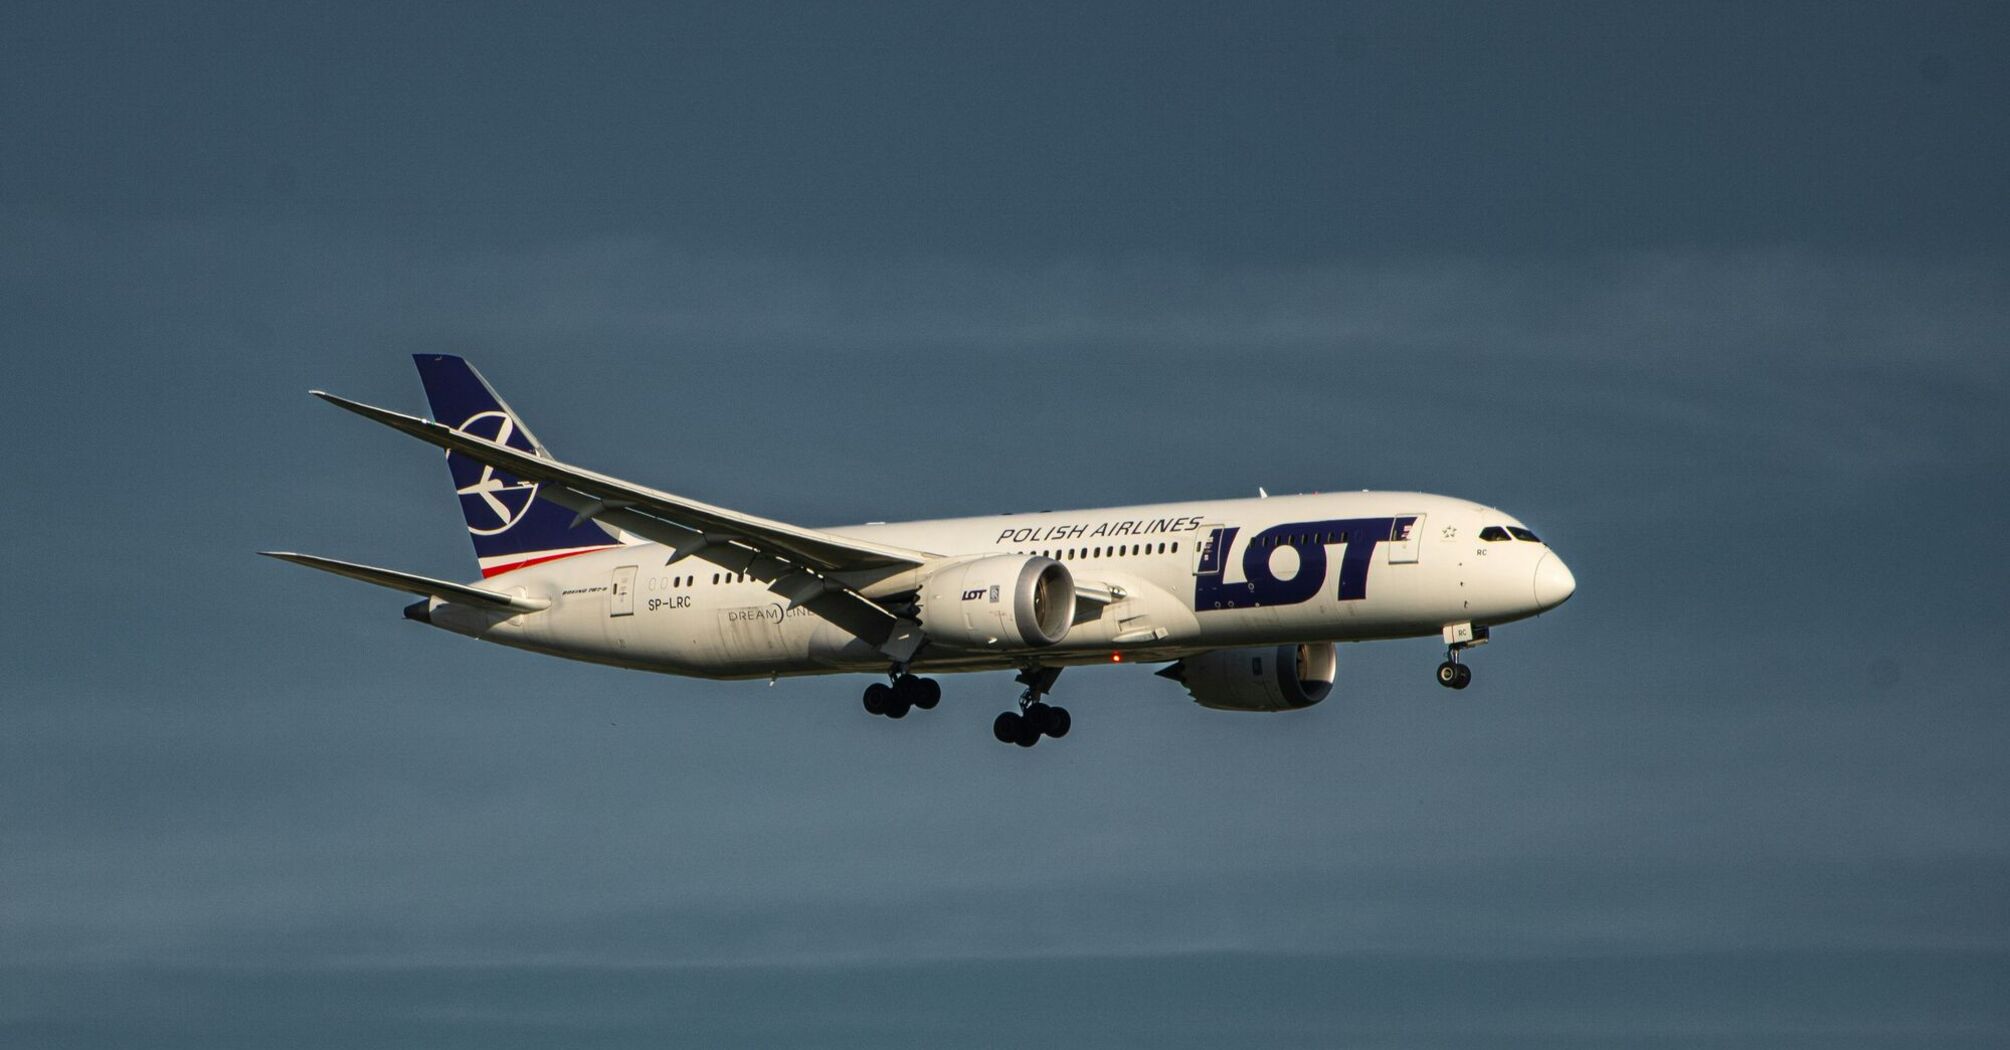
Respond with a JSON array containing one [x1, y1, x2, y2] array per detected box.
[[412, 355, 621, 577]]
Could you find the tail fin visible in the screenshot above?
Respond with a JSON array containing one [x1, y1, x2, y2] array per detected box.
[[412, 354, 623, 577]]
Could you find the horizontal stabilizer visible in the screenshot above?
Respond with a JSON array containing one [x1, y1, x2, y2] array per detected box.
[[259, 552, 551, 613]]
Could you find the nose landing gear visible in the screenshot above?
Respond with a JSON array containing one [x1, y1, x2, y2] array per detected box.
[[1436, 622, 1487, 690], [1435, 657, 1472, 690]]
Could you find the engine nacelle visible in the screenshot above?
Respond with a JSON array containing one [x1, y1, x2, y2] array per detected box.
[[916, 555, 1075, 649], [1160, 642, 1337, 712]]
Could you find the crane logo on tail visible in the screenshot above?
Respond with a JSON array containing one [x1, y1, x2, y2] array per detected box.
[[449, 411, 539, 535]]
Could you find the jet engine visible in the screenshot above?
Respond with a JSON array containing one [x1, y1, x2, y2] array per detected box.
[[916, 555, 1075, 649], [1158, 642, 1337, 712]]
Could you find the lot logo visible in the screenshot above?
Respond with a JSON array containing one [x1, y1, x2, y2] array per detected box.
[[1193, 517, 1413, 611]]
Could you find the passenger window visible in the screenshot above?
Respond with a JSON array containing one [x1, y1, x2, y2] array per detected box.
[[1172, 542, 1179, 554], [1479, 526, 1511, 542], [711, 573, 720, 584]]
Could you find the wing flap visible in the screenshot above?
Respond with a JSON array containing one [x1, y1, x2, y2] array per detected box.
[[260, 552, 551, 613]]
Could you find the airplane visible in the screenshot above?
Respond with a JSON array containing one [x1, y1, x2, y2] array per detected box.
[[266, 356, 1576, 748]]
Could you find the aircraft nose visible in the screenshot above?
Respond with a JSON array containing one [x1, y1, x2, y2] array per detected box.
[[1533, 552, 1576, 611]]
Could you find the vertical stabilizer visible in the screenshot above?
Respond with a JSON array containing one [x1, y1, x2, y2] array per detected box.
[[412, 354, 622, 577]]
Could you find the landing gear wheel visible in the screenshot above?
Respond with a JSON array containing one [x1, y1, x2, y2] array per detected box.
[[1452, 664, 1472, 690], [1436, 661, 1460, 688], [886, 699, 912, 718], [863, 682, 892, 715], [891, 674, 941, 711], [998, 666, 1065, 747]]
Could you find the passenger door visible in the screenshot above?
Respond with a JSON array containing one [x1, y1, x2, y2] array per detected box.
[[1386, 515, 1425, 564], [1192, 524, 1237, 578], [608, 565, 637, 617]]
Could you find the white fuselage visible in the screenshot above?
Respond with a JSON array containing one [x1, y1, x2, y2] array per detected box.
[[422, 490, 1571, 681]]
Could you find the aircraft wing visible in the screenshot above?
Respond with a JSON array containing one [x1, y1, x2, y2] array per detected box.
[[259, 552, 552, 613], [311, 391, 933, 661]]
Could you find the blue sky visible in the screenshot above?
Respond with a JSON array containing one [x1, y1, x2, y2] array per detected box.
[[3, 3, 2007, 1046]]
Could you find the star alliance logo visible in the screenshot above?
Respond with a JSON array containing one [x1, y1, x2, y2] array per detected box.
[[450, 410, 538, 535]]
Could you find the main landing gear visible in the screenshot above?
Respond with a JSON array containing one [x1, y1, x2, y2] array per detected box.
[[992, 667, 1070, 748], [862, 671, 941, 719]]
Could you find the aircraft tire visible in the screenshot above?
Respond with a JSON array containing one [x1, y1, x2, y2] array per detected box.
[[1452, 664, 1472, 690], [863, 682, 892, 715], [886, 699, 911, 719], [1436, 661, 1460, 688], [913, 677, 942, 710], [994, 711, 1023, 744], [1044, 706, 1071, 739]]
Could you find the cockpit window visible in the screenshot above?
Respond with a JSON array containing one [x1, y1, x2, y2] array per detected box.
[[1479, 526, 1512, 542], [1508, 527, 1542, 543]]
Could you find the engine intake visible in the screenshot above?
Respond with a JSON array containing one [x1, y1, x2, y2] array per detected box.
[[917, 555, 1075, 649], [1160, 642, 1337, 712]]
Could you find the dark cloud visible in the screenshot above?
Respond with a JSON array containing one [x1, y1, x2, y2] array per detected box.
[[4, 2, 2008, 1044]]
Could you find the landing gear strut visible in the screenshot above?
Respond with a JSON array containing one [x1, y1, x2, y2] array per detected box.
[[993, 667, 1070, 748], [862, 670, 941, 719]]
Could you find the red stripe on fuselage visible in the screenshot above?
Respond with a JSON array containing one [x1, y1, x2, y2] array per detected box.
[[479, 546, 617, 578]]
